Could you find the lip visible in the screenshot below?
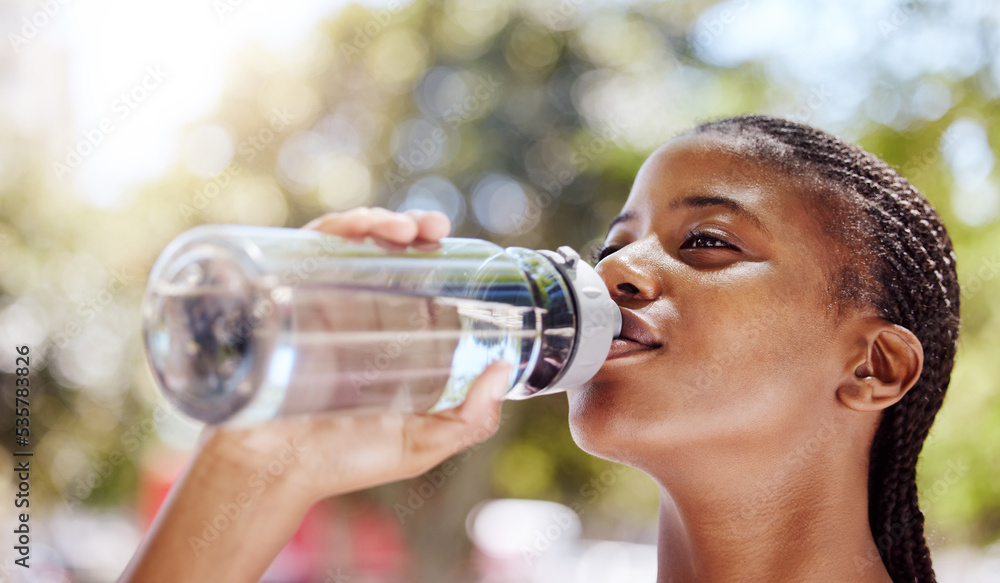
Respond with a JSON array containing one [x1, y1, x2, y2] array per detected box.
[[606, 338, 658, 359], [605, 310, 663, 360]]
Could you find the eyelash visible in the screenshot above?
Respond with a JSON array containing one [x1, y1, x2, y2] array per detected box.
[[591, 244, 609, 263], [592, 232, 739, 262], [680, 232, 740, 251]]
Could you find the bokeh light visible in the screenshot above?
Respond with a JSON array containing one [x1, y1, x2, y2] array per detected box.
[[3, 0, 1000, 580]]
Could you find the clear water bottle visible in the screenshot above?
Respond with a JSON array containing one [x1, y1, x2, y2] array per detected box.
[[142, 225, 622, 425]]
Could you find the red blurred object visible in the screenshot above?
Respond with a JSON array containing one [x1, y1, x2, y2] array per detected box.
[[136, 446, 188, 531], [350, 502, 409, 575]]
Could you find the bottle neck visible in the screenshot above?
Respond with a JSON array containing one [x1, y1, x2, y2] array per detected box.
[[503, 247, 578, 397]]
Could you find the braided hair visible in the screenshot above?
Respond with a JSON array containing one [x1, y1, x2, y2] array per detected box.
[[689, 115, 961, 582]]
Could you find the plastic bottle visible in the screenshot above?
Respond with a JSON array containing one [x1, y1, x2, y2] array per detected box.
[[142, 225, 622, 425]]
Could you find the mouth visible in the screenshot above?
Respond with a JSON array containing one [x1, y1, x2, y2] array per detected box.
[[606, 337, 660, 359], [605, 310, 663, 360]]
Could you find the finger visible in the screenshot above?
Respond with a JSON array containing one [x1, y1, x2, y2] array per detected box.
[[399, 360, 512, 473], [448, 359, 511, 425], [368, 207, 420, 243], [301, 208, 373, 236], [302, 208, 420, 244], [403, 209, 452, 241]]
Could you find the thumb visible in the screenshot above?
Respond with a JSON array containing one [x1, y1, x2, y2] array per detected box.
[[445, 360, 513, 437], [397, 360, 513, 475]]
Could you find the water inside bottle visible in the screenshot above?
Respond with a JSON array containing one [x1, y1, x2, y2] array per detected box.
[[147, 280, 539, 423]]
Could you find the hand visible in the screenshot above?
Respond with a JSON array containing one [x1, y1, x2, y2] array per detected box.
[[302, 206, 452, 245], [199, 355, 510, 507], [120, 207, 510, 583], [207, 206, 507, 504]]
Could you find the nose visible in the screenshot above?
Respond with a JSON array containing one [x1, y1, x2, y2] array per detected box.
[[595, 247, 661, 304]]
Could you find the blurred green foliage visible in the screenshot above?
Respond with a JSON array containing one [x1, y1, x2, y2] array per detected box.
[[1, 0, 999, 579]]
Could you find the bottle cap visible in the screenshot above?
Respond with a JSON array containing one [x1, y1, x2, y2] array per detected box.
[[537, 246, 622, 392]]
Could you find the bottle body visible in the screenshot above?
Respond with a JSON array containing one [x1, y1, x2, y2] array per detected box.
[[143, 225, 620, 425]]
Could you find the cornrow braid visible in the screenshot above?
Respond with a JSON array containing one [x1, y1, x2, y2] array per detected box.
[[691, 115, 961, 582]]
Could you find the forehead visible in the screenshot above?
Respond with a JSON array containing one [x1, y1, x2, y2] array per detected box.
[[621, 133, 816, 231]]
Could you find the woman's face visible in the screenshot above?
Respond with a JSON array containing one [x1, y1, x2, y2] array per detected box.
[[568, 133, 858, 472]]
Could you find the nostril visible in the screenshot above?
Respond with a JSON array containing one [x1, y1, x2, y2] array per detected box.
[[617, 282, 640, 295]]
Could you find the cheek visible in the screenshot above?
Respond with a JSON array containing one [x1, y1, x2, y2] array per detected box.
[[567, 290, 837, 460], [676, 288, 835, 405], [680, 311, 844, 473]]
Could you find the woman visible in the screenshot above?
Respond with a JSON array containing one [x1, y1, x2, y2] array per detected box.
[[120, 116, 959, 582]]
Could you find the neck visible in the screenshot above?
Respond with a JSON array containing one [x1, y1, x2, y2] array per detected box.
[[648, 447, 892, 583]]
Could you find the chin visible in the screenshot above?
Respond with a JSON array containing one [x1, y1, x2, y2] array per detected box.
[[566, 381, 634, 464]]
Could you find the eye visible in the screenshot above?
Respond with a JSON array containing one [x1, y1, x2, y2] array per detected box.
[[679, 232, 740, 251], [592, 245, 620, 263]]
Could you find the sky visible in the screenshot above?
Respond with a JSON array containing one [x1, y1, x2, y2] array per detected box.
[[4, 0, 998, 224], [6, 0, 355, 207]]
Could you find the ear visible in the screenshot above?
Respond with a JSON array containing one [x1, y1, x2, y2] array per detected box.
[[836, 319, 924, 413]]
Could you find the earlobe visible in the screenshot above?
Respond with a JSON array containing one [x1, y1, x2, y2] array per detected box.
[[837, 322, 924, 413]]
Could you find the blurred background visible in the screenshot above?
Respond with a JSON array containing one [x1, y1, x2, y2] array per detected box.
[[1, 0, 999, 581]]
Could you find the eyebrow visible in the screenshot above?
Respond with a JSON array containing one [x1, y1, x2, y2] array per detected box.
[[605, 210, 637, 235], [669, 195, 770, 237], [605, 196, 770, 238]]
